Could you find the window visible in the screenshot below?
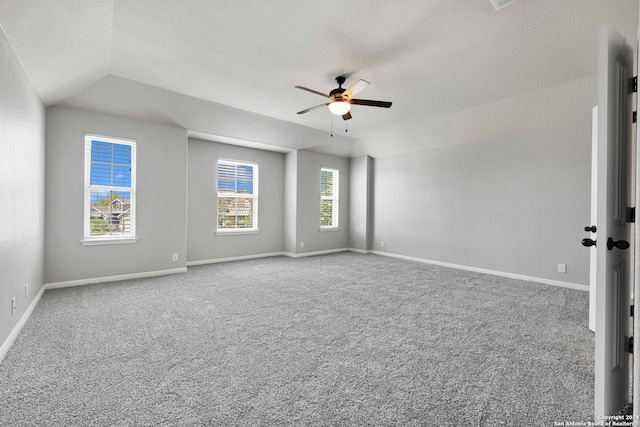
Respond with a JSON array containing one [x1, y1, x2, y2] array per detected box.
[[217, 160, 258, 232], [320, 168, 339, 229], [83, 134, 136, 244]]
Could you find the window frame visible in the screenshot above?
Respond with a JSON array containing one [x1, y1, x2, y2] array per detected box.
[[216, 159, 259, 234], [82, 133, 137, 246], [320, 167, 339, 230]]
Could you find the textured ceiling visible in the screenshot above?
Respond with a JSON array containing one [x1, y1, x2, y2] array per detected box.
[[0, 0, 638, 150]]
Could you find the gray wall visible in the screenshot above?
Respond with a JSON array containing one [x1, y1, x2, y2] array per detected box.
[[293, 150, 350, 255], [45, 106, 188, 284], [372, 120, 591, 285], [187, 138, 285, 262], [187, 141, 354, 259], [283, 151, 298, 254], [349, 155, 372, 251], [0, 29, 45, 347]]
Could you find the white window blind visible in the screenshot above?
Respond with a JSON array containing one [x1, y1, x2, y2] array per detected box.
[[217, 160, 258, 231], [83, 134, 136, 242], [320, 168, 339, 228]]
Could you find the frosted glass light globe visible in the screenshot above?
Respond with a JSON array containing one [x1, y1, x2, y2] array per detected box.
[[328, 101, 350, 116]]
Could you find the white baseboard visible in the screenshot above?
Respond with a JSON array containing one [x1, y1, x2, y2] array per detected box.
[[0, 285, 46, 364], [188, 248, 370, 264], [284, 248, 350, 258], [186, 252, 285, 266], [44, 267, 188, 290], [188, 248, 373, 264], [371, 250, 589, 292], [347, 248, 372, 255]]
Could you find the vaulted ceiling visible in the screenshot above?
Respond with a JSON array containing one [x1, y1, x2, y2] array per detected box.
[[0, 0, 637, 156]]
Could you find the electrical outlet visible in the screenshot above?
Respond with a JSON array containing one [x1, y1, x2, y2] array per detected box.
[[380, 240, 385, 247], [11, 297, 16, 315], [172, 253, 178, 262], [558, 264, 566, 273], [300, 241, 304, 248], [25, 283, 28, 299]]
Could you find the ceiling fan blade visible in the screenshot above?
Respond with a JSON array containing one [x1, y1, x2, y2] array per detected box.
[[342, 111, 352, 121], [489, 0, 516, 10], [297, 103, 330, 115], [294, 86, 330, 98], [350, 99, 392, 108], [342, 79, 370, 100]]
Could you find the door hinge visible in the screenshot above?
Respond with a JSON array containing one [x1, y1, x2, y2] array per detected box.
[[626, 207, 635, 223], [631, 305, 634, 317], [631, 76, 638, 93], [634, 111, 637, 123], [627, 336, 634, 354]]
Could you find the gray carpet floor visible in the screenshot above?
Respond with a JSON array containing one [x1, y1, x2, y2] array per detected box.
[[0, 253, 594, 426]]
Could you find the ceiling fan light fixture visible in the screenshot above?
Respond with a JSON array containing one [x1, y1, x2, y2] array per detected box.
[[328, 101, 350, 116]]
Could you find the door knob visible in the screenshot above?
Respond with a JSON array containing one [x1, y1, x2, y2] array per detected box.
[[607, 237, 630, 250], [584, 225, 597, 233], [581, 238, 597, 247]]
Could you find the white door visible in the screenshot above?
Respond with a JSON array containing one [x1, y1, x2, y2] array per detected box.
[[589, 105, 598, 333], [594, 23, 634, 419]]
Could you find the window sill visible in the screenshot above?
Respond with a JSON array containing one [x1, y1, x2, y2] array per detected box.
[[81, 237, 139, 246], [319, 227, 341, 232], [216, 229, 260, 236]]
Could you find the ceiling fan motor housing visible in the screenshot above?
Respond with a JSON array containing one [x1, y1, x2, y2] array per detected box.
[[330, 87, 346, 101], [331, 76, 347, 101]]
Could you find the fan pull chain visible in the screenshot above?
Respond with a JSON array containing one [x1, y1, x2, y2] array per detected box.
[[330, 115, 333, 137], [345, 120, 348, 133]]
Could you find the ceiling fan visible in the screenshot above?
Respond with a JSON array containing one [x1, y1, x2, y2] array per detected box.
[[295, 76, 392, 121]]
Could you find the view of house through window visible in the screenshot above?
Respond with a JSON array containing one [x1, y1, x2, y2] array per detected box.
[[84, 134, 136, 240], [321, 168, 339, 228], [217, 160, 258, 231]]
